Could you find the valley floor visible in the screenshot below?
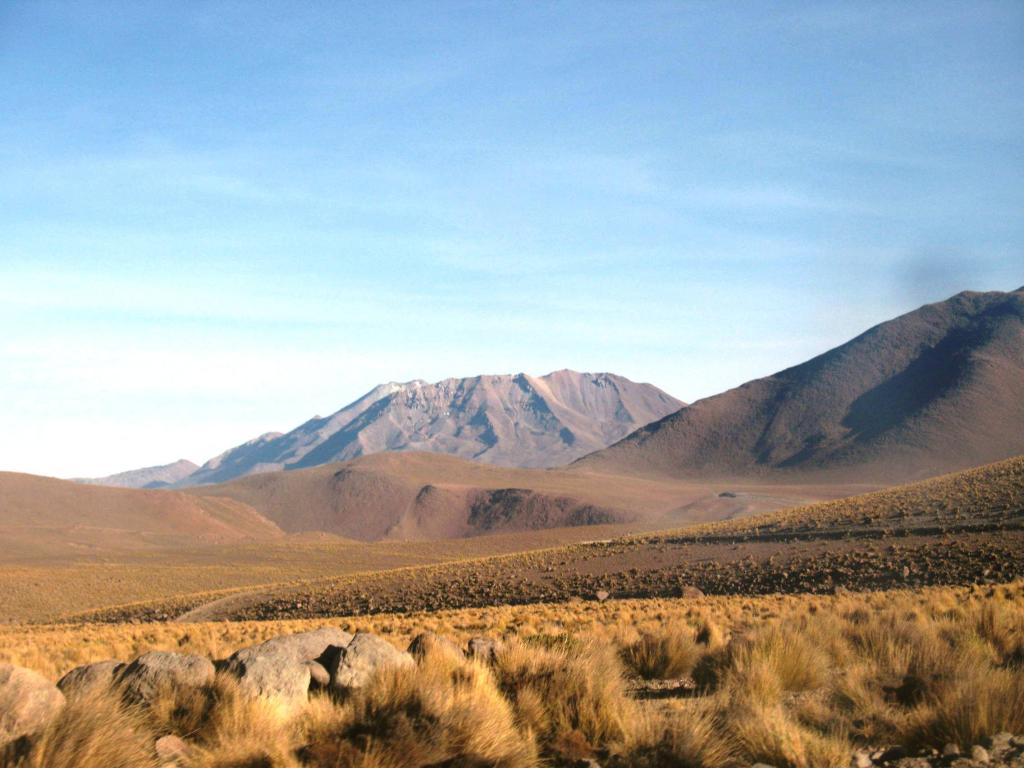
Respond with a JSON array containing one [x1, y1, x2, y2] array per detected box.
[[1, 457, 1021, 766]]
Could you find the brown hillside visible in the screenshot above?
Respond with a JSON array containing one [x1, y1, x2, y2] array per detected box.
[[0, 472, 282, 560], [188, 451, 857, 540], [577, 288, 1024, 480]]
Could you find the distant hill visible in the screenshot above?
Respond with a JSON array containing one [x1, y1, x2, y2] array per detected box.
[[577, 288, 1024, 480], [75, 459, 199, 489], [0, 471, 282, 559], [182, 370, 683, 485]]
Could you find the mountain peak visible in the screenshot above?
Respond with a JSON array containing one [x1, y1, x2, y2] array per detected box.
[[181, 370, 683, 486]]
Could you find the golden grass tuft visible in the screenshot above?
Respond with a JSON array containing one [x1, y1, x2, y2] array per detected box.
[[492, 637, 637, 759], [621, 622, 703, 680], [1, 687, 159, 768], [300, 647, 535, 768]]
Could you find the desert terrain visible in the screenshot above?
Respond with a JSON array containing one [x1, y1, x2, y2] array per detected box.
[[2, 291, 1023, 768], [1, 455, 1022, 767]]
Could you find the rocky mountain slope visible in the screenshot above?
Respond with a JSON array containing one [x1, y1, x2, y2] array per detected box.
[[182, 370, 683, 485], [75, 459, 199, 489], [577, 288, 1024, 480]]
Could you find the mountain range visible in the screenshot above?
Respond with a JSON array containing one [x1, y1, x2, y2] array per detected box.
[[11, 286, 1023, 557]]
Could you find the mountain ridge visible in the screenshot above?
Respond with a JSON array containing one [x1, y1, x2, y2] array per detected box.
[[75, 459, 199, 489], [575, 288, 1024, 480]]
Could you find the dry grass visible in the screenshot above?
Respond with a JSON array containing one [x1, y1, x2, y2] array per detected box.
[[302, 648, 535, 768], [1, 581, 1022, 767], [1, 687, 159, 768], [621, 622, 703, 680]]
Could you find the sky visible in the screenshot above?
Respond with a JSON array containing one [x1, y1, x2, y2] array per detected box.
[[1, 1, 1022, 478]]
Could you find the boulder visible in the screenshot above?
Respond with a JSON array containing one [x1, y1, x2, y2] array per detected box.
[[225, 628, 351, 705], [155, 734, 190, 764], [229, 627, 352, 667], [0, 664, 65, 747], [305, 660, 330, 689], [407, 632, 463, 661], [325, 632, 413, 692], [680, 585, 704, 598], [231, 655, 310, 708], [970, 745, 990, 764], [467, 636, 504, 662], [56, 660, 123, 699], [115, 652, 215, 707]]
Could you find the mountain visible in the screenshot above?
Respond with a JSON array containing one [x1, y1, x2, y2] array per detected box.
[[577, 288, 1024, 480], [183, 370, 683, 486], [0, 471, 282, 560], [75, 459, 199, 489]]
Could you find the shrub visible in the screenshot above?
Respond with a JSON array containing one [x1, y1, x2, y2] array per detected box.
[[300, 648, 535, 768], [622, 624, 703, 680], [492, 638, 637, 759]]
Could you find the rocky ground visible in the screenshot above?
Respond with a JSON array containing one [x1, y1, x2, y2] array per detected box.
[[76, 521, 1024, 623]]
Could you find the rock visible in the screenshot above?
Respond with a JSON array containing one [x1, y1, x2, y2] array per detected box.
[[306, 660, 330, 689], [751, 764, 777, 768], [115, 652, 215, 707], [0, 664, 65, 747], [970, 745, 990, 764], [989, 733, 1013, 756], [325, 632, 413, 692], [226, 627, 352, 704], [467, 636, 503, 662], [229, 628, 352, 667], [56, 660, 123, 699], [407, 632, 463, 661], [155, 734, 190, 764], [229, 654, 310, 709], [942, 743, 961, 758], [851, 749, 873, 768], [680, 585, 704, 598], [595, 590, 610, 602], [877, 746, 907, 762]]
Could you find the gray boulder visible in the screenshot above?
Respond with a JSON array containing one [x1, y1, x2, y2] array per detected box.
[[325, 631, 413, 692], [115, 652, 215, 706], [407, 632, 464, 661], [0, 664, 65, 747], [229, 654, 310, 709], [155, 734, 190, 764], [467, 636, 504, 662], [229, 627, 352, 667], [226, 627, 352, 705], [305, 660, 330, 689], [56, 660, 123, 699]]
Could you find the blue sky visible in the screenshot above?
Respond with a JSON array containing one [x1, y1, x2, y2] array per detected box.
[[1, 1, 1022, 477]]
